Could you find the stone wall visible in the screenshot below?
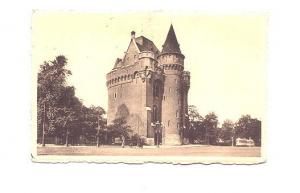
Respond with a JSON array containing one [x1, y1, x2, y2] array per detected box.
[[106, 34, 190, 145]]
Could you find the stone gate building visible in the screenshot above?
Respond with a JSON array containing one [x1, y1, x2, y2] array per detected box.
[[106, 25, 190, 145]]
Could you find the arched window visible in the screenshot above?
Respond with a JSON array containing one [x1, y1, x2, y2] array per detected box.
[[168, 120, 170, 127], [153, 80, 162, 98]]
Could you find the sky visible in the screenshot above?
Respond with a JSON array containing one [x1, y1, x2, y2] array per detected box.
[[32, 12, 267, 123]]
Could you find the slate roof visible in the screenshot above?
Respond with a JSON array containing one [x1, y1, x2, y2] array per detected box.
[[161, 24, 181, 54], [135, 36, 160, 54]]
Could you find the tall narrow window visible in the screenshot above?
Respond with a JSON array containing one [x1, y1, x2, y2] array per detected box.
[[168, 120, 170, 127], [154, 84, 159, 97], [114, 93, 117, 99], [152, 105, 158, 122], [153, 81, 160, 97]]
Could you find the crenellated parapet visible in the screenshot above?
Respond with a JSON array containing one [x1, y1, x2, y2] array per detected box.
[[106, 62, 164, 88], [162, 64, 184, 72], [157, 53, 184, 66], [106, 25, 191, 145]]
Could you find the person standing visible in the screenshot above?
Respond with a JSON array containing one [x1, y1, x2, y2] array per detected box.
[[121, 135, 125, 148]]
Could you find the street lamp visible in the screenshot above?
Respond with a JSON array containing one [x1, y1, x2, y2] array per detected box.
[[232, 128, 235, 147], [155, 121, 160, 148], [96, 116, 101, 147], [42, 102, 46, 147]]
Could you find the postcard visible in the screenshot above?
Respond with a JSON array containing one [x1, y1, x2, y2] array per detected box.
[[32, 12, 267, 164]]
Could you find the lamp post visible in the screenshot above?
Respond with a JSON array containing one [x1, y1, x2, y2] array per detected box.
[[155, 121, 160, 148], [232, 128, 235, 147], [161, 122, 165, 145], [42, 102, 46, 147], [96, 116, 100, 147], [104, 128, 108, 145]]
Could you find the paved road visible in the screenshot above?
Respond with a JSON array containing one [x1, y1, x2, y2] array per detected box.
[[37, 145, 261, 157]]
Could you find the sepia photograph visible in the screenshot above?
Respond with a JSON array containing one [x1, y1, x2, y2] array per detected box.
[[4, 0, 300, 192], [32, 12, 267, 163]]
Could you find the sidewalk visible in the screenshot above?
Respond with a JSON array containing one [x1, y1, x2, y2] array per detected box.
[[143, 144, 208, 149], [37, 143, 209, 149]]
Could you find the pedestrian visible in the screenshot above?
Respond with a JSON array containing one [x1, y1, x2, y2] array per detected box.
[[121, 135, 125, 148], [140, 136, 144, 148]]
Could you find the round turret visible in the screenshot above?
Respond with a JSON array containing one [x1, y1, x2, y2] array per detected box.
[[156, 24, 189, 145]]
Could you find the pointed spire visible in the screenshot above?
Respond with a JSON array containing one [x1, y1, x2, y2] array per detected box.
[[162, 24, 181, 54]]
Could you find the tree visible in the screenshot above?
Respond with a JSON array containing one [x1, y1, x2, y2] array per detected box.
[[188, 105, 204, 143], [80, 106, 106, 146], [203, 112, 218, 145], [37, 55, 108, 146], [188, 105, 202, 122], [37, 55, 71, 146], [217, 119, 234, 145], [107, 117, 132, 144], [235, 115, 261, 146], [54, 86, 83, 146], [55, 108, 77, 146], [249, 119, 261, 146]]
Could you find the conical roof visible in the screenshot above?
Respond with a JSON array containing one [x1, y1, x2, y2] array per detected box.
[[161, 24, 181, 54]]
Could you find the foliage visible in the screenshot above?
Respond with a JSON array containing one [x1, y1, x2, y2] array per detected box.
[[187, 105, 205, 143], [187, 105, 261, 146], [235, 115, 261, 146], [107, 117, 132, 139], [188, 105, 202, 122], [37, 55, 72, 137], [37, 56, 261, 147], [187, 106, 219, 145], [203, 112, 218, 145], [80, 106, 106, 142], [218, 119, 234, 141], [37, 55, 106, 146]]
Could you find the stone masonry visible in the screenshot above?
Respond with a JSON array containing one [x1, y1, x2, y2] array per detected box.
[[106, 25, 190, 145]]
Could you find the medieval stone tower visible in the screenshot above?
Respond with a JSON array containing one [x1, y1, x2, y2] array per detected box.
[[106, 24, 190, 145]]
